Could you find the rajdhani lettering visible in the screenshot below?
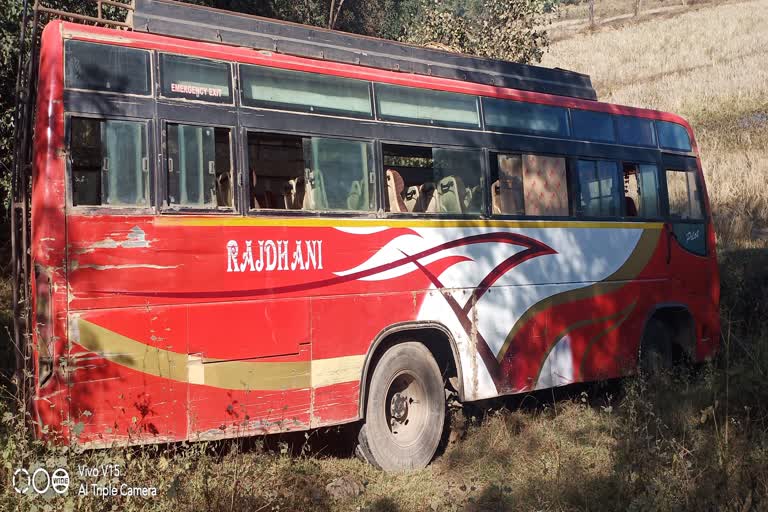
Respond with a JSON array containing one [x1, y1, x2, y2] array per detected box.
[[226, 240, 323, 272]]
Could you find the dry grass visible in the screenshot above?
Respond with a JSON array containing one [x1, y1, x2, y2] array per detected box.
[[543, 0, 768, 250], [1, 2, 767, 511]]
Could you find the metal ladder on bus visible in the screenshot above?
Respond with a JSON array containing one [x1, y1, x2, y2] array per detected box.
[[9, 0, 135, 401]]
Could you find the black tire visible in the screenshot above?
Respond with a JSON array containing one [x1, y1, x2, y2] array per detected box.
[[639, 318, 674, 377], [358, 341, 446, 471]]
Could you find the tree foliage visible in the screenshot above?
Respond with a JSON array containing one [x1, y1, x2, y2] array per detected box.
[[404, 0, 551, 63]]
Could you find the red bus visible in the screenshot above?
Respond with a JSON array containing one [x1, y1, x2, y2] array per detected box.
[[25, 4, 719, 471]]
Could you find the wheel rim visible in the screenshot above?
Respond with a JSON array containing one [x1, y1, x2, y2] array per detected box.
[[385, 371, 428, 447]]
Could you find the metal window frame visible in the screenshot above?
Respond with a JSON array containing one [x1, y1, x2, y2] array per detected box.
[[64, 113, 156, 214]]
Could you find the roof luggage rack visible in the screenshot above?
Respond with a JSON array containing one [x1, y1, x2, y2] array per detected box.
[[132, 0, 597, 101]]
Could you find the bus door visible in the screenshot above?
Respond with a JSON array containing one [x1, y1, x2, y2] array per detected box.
[[661, 154, 709, 296]]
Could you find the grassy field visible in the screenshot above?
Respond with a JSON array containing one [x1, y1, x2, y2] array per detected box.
[[1, 1, 767, 511]]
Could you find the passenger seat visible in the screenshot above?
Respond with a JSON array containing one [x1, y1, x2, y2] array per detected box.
[[491, 180, 501, 214], [465, 185, 482, 213], [436, 176, 466, 214], [625, 197, 638, 217], [404, 186, 420, 212], [386, 169, 407, 212], [347, 180, 363, 210], [415, 182, 436, 212], [284, 179, 296, 209]]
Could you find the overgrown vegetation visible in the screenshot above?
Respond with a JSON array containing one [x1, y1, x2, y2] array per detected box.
[[1, 0, 767, 510]]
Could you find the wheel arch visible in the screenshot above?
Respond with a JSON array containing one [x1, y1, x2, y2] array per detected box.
[[358, 321, 463, 419], [639, 303, 697, 363]]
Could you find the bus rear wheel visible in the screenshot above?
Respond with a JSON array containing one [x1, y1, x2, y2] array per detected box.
[[357, 341, 446, 471], [639, 318, 674, 377]]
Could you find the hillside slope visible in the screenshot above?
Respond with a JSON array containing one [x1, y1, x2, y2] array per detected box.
[[543, 0, 768, 249]]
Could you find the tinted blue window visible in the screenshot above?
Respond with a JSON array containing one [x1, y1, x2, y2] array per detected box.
[[617, 116, 656, 146], [576, 159, 621, 217], [571, 110, 616, 143], [483, 97, 569, 136], [656, 121, 692, 151]]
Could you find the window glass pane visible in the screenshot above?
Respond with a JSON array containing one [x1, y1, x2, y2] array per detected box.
[[248, 133, 305, 210], [577, 159, 620, 217], [622, 163, 660, 217], [167, 124, 232, 208], [522, 155, 569, 216], [432, 149, 483, 214], [241, 65, 372, 117], [492, 155, 524, 215], [161, 54, 232, 103], [657, 121, 692, 151], [382, 145, 482, 215], [492, 154, 569, 216], [617, 116, 656, 146], [483, 98, 569, 136], [306, 138, 373, 211], [665, 169, 704, 220], [70, 117, 148, 207], [103, 120, 148, 205], [375, 83, 480, 128], [65, 40, 150, 95], [71, 118, 102, 206], [571, 110, 616, 143]]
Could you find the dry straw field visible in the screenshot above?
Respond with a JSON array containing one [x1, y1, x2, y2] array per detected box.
[[1, 1, 767, 511], [544, 0, 768, 250]]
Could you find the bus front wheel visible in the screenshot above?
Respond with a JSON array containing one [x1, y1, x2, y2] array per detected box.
[[357, 341, 446, 471]]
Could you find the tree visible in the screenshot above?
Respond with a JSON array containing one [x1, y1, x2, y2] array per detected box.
[[0, 0, 554, 211], [403, 0, 551, 64]]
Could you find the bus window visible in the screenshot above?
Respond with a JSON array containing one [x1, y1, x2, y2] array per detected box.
[[160, 54, 232, 103], [490, 153, 569, 217], [70, 117, 149, 207], [64, 40, 151, 95], [571, 110, 616, 143], [167, 124, 233, 208], [617, 116, 656, 147], [657, 121, 692, 152], [248, 132, 305, 210], [375, 84, 480, 128], [665, 168, 704, 220], [622, 163, 661, 218], [247, 133, 373, 212], [483, 98, 569, 137], [240, 64, 372, 118], [382, 144, 483, 215], [305, 137, 374, 212], [576, 159, 621, 217]]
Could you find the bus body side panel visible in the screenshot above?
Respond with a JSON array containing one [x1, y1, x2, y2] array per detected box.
[[309, 292, 423, 427], [31, 22, 70, 440], [68, 306, 188, 445], [61, 214, 717, 444]]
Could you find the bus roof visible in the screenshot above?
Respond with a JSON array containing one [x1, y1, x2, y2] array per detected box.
[[132, 0, 598, 101]]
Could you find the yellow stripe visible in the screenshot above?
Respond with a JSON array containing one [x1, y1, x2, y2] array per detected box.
[[311, 355, 366, 388], [155, 216, 663, 230], [74, 319, 363, 391]]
